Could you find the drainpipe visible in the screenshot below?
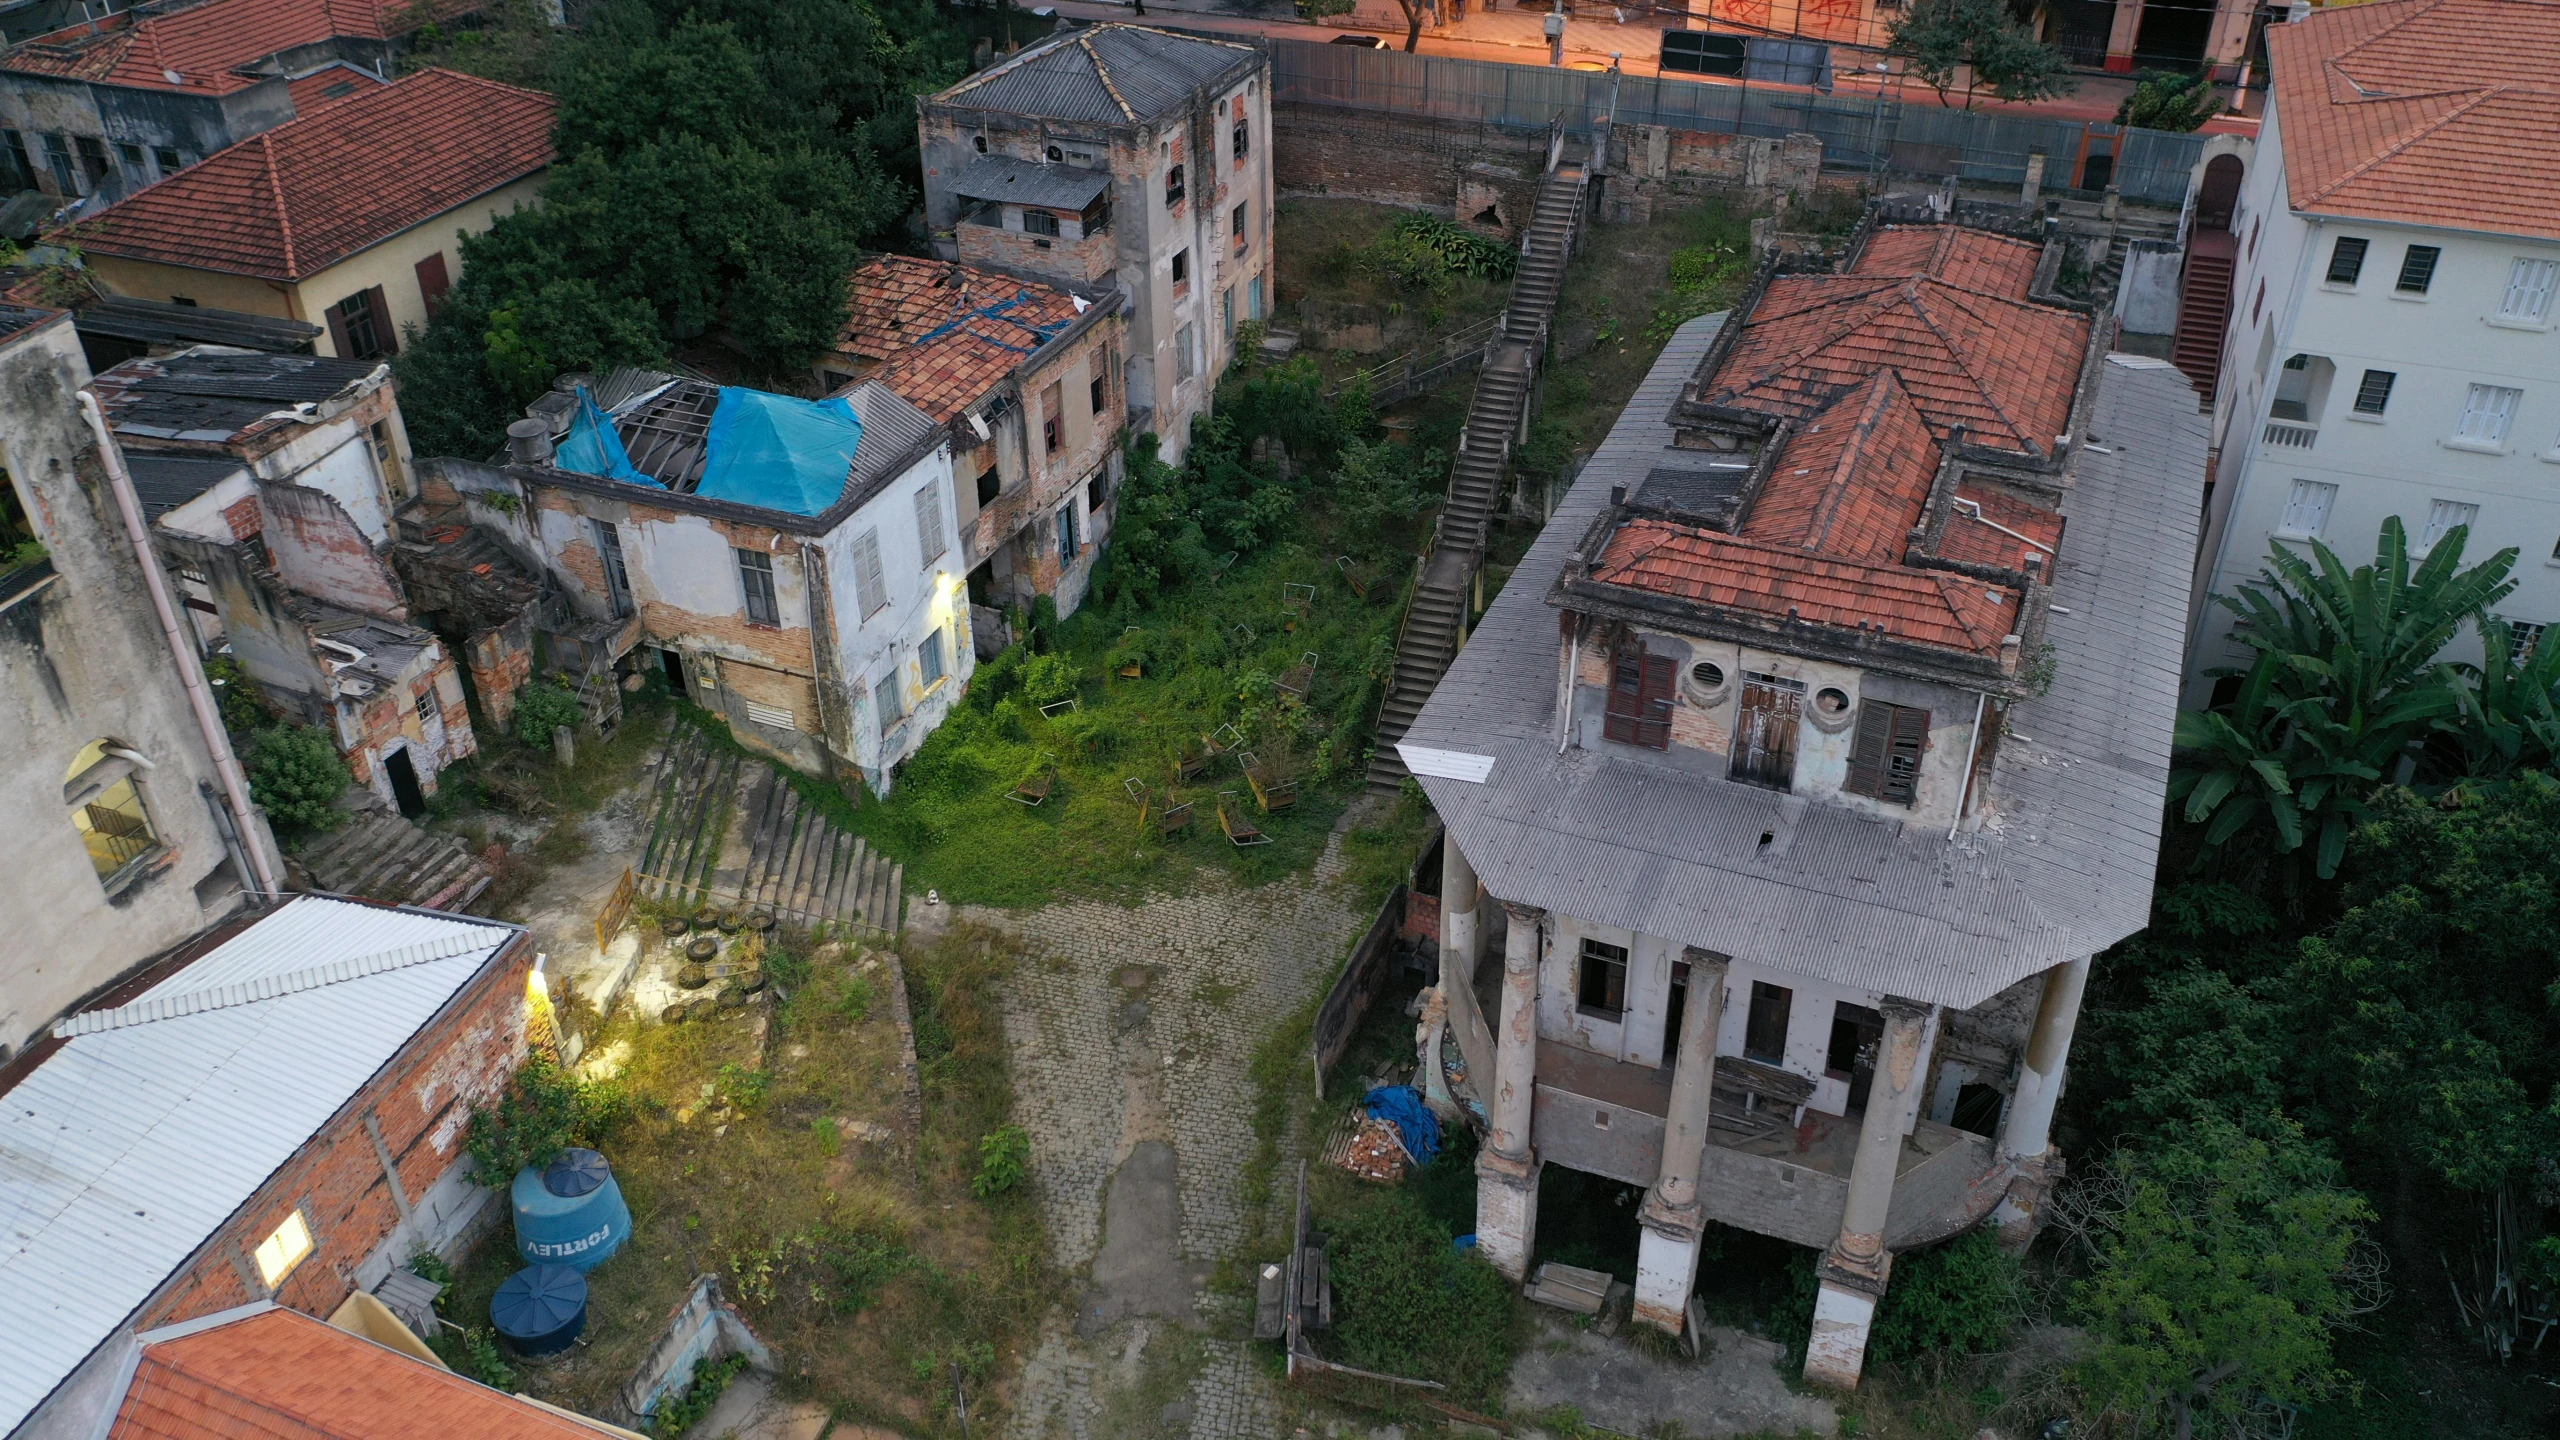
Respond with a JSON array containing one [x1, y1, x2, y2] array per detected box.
[[1947, 690, 1988, 841], [79, 391, 282, 902]]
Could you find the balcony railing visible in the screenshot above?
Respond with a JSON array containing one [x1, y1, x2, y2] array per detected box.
[[2264, 419, 2317, 450]]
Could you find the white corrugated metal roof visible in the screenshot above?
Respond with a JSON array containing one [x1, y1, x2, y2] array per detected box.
[[0, 897, 518, 1434]]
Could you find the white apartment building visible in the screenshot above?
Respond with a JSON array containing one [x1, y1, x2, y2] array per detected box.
[[2190, 0, 2560, 698]]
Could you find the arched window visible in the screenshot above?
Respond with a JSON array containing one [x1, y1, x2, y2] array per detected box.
[[65, 738, 159, 881]]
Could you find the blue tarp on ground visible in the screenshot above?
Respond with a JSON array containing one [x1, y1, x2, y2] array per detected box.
[[554, 387, 647, 484], [692, 387, 863, 516], [1364, 1084, 1441, 1168]]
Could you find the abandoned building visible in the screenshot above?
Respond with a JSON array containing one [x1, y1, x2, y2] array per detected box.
[[0, 0, 431, 203], [430, 368, 967, 791], [832, 254, 1128, 623], [0, 302, 282, 1059], [918, 24, 1272, 466], [0, 895, 534, 1439], [1400, 219, 2203, 1388], [94, 345, 479, 815], [59, 67, 554, 361]]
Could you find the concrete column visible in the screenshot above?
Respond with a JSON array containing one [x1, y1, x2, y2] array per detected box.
[[2104, 0, 2143, 72], [1440, 831, 1483, 986], [1475, 900, 1544, 1281], [1806, 998, 1934, 1392], [1992, 954, 2092, 1245], [2019, 153, 2047, 210], [1634, 949, 1730, 1333]]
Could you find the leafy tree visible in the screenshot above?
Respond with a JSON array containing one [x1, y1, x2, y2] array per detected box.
[[2115, 69, 2220, 132], [1865, 1229, 2024, 1367], [2171, 517, 2515, 879], [245, 724, 351, 833], [2066, 1116, 2379, 1440], [1886, 0, 2076, 109], [462, 1059, 635, 1184], [514, 680, 584, 742]]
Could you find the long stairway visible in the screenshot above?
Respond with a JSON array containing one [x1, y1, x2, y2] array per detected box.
[[303, 811, 495, 912], [1366, 150, 1589, 793], [636, 727, 901, 937], [2169, 227, 2236, 403]]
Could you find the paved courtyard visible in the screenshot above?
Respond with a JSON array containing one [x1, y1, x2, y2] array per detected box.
[[963, 832, 1369, 1440]]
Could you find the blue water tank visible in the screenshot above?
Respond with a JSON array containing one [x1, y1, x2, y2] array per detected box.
[[511, 1147, 631, 1272], [490, 1264, 588, 1356]]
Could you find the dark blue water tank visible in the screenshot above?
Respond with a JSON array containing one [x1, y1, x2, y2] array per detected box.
[[511, 1147, 632, 1272], [490, 1264, 588, 1356]]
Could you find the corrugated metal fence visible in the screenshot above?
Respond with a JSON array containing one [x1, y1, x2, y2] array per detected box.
[[1267, 38, 2207, 205]]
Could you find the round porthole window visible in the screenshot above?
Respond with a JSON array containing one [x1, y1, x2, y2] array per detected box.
[[1692, 662, 1725, 690], [1809, 686, 1857, 734]]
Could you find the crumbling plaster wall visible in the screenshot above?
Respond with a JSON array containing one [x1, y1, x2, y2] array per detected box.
[[259, 480, 407, 620], [0, 315, 265, 1056], [813, 444, 972, 792]]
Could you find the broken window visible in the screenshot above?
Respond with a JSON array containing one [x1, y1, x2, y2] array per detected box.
[[1729, 672, 1804, 790], [592, 519, 633, 618], [1041, 380, 1064, 454], [852, 528, 888, 618], [914, 480, 946, 564], [1233, 119, 1249, 164], [1575, 937, 1629, 1019], [976, 463, 1000, 507], [1171, 248, 1189, 289], [1057, 498, 1079, 569], [1602, 649, 1673, 749], [736, 547, 779, 626], [65, 739, 160, 882], [1023, 208, 1060, 237], [326, 286, 395, 361], [1825, 1001, 1885, 1112], [1090, 370, 1106, 417], [1843, 700, 1929, 806], [1165, 163, 1184, 208], [1232, 202, 1248, 254], [1743, 982, 1793, 1065]]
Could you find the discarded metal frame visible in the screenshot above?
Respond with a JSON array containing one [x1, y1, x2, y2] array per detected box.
[[1218, 791, 1270, 846]]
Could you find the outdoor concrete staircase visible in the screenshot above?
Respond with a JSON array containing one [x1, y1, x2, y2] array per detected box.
[[2170, 228, 2237, 403], [1365, 150, 1589, 794], [638, 726, 901, 936], [303, 812, 495, 912]]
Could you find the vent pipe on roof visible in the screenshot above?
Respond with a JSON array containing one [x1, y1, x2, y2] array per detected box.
[[507, 417, 555, 465]]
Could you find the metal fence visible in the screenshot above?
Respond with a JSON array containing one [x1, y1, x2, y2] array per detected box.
[[1266, 37, 2209, 206]]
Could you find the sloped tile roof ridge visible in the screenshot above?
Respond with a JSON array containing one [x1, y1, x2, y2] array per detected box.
[[1902, 283, 2036, 455], [53, 929, 495, 1037], [2298, 83, 2499, 205]]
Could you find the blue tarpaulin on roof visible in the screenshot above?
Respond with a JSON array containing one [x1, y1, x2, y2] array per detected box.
[[555, 387, 646, 483], [693, 387, 863, 515]]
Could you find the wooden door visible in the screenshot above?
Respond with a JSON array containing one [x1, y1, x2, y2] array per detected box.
[[1603, 651, 1675, 750], [1729, 674, 1803, 788]]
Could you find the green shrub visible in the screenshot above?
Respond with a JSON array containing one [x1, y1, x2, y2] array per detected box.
[[245, 724, 350, 832], [205, 655, 268, 734], [1018, 653, 1080, 708], [649, 1354, 747, 1438], [1358, 213, 1517, 294], [1325, 1185, 1518, 1407], [461, 1059, 633, 1185], [973, 1123, 1031, 1197], [2115, 69, 2218, 132], [457, 1327, 518, 1391], [1865, 1229, 2024, 1367], [514, 679, 583, 742], [716, 1062, 770, 1112], [836, 974, 875, 1021]]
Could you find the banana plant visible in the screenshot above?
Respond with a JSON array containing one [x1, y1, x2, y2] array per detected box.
[[2173, 519, 2516, 879], [2443, 616, 2560, 781]]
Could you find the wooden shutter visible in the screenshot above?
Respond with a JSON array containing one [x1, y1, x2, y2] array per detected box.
[[1844, 702, 1893, 799], [1729, 675, 1802, 788], [913, 482, 945, 563], [1881, 705, 1929, 804], [322, 301, 352, 360], [1603, 651, 1675, 749], [414, 253, 450, 317], [362, 285, 397, 358], [852, 528, 887, 617]]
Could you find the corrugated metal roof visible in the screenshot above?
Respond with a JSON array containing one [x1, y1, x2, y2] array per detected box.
[[946, 154, 1114, 210], [0, 898, 520, 1434], [934, 24, 1259, 125], [841, 380, 943, 505], [1405, 319, 2204, 1010], [127, 455, 246, 521]]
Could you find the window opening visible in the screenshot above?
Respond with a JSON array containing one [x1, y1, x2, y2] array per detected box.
[[1575, 937, 1629, 1019], [1602, 649, 1674, 749], [1743, 982, 1793, 1064], [592, 519, 632, 617], [736, 547, 779, 626], [2396, 244, 2441, 294], [2325, 236, 2367, 285], [2351, 369, 2395, 415], [2277, 480, 2336, 539], [1844, 701, 1929, 805], [1729, 672, 1804, 789]]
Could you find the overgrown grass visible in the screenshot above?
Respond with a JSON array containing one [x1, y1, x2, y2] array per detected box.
[[433, 922, 1048, 1436], [838, 543, 1406, 907]]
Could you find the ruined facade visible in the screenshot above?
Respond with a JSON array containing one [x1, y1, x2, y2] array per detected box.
[[100, 347, 477, 814], [830, 254, 1128, 622], [456, 370, 967, 791], [1402, 216, 2205, 1388], [0, 305, 281, 1059], [919, 25, 1271, 466]]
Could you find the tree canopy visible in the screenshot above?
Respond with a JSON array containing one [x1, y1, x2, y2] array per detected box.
[[1885, 0, 2075, 109]]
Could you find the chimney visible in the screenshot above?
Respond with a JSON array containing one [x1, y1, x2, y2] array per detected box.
[[1609, 484, 1627, 506], [507, 417, 555, 466]]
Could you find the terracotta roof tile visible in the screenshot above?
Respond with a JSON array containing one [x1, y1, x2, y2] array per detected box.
[[1705, 274, 2089, 456], [62, 68, 554, 282], [1594, 518, 2023, 655], [2267, 0, 2560, 241], [110, 1307, 609, 1440], [284, 61, 386, 116], [1743, 370, 1941, 564], [1850, 225, 2041, 300], [836, 254, 1084, 423], [1938, 482, 2065, 571], [3, 0, 432, 96]]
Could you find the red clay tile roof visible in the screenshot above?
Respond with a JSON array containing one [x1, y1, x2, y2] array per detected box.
[[1705, 275, 2088, 457], [1850, 225, 2041, 300], [836, 254, 1084, 424], [63, 68, 554, 282], [284, 61, 386, 116], [2267, 0, 2560, 241], [110, 1307, 609, 1440], [1744, 371, 1942, 565], [3, 0, 423, 96], [1594, 518, 2023, 655], [1938, 482, 2065, 571]]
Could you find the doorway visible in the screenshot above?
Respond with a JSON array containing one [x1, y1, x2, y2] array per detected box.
[[1826, 1001, 1884, 1115], [661, 647, 686, 696], [1663, 960, 1690, 1065], [384, 748, 426, 819]]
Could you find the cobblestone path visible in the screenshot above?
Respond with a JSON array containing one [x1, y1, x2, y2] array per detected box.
[[964, 835, 1367, 1440]]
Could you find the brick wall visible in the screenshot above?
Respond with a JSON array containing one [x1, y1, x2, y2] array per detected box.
[[957, 222, 1115, 287], [468, 609, 535, 734], [1272, 107, 1546, 240], [135, 932, 533, 1329], [258, 483, 407, 622]]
